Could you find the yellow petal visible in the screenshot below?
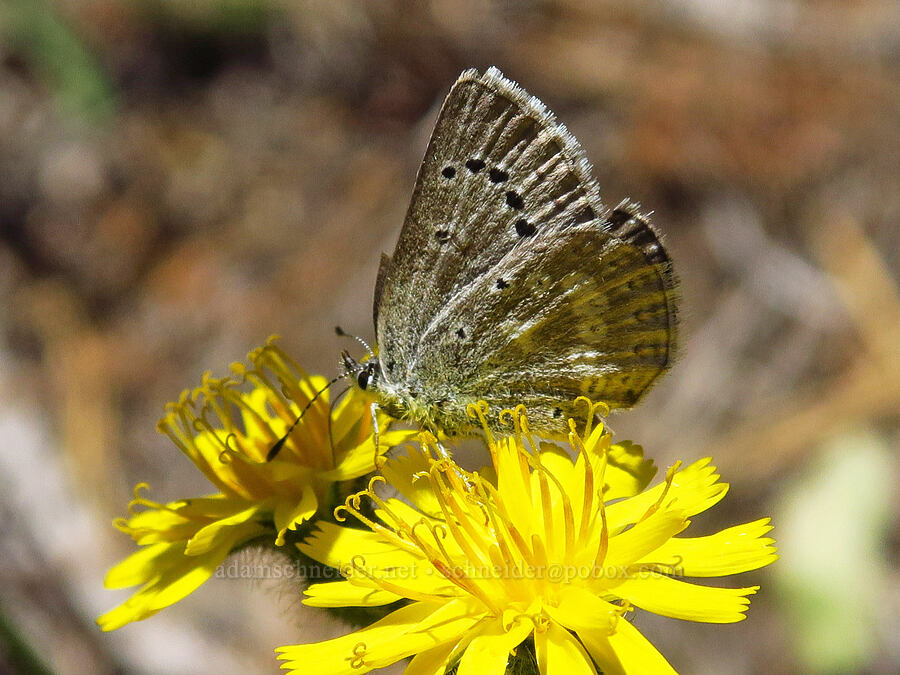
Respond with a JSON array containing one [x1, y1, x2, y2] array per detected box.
[[123, 494, 251, 545], [495, 437, 537, 538], [299, 521, 424, 571], [304, 580, 403, 608], [274, 488, 318, 546], [456, 618, 533, 675], [606, 458, 727, 532], [536, 445, 576, 486], [545, 585, 618, 634], [364, 599, 483, 668], [174, 493, 257, 518], [579, 617, 677, 675], [535, 621, 596, 674], [186, 503, 263, 555], [405, 640, 463, 675], [98, 545, 229, 630], [645, 518, 778, 576], [277, 602, 437, 674], [104, 542, 183, 589], [124, 509, 197, 545], [615, 571, 758, 623], [380, 443, 444, 518], [602, 509, 688, 573], [300, 521, 456, 602], [604, 441, 657, 501], [277, 600, 479, 674], [322, 429, 418, 482]]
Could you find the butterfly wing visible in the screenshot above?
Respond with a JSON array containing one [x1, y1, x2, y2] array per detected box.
[[414, 203, 676, 432], [376, 67, 602, 347], [374, 68, 677, 432]]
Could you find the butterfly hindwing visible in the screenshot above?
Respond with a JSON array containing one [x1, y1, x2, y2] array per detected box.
[[415, 211, 675, 431]]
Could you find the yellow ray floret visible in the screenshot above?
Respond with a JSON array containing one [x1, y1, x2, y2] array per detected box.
[[99, 338, 416, 630], [277, 402, 777, 674]]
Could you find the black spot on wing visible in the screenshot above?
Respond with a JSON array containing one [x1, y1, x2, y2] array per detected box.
[[488, 168, 509, 183], [465, 158, 485, 173], [573, 205, 596, 224], [441, 166, 456, 178], [515, 219, 536, 237], [604, 206, 669, 266], [505, 191, 524, 209]]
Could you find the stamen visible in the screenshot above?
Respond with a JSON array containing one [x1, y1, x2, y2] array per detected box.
[[525, 452, 575, 559], [640, 461, 682, 523], [498, 408, 517, 429], [593, 495, 610, 567], [432, 560, 500, 614], [530, 533, 549, 572], [466, 400, 494, 447], [333, 504, 350, 523], [531, 613, 551, 633], [363, 477, 406, 527], [125, 483, 167, 514], [473, 498, 493, 530], [503, 612, 539, 634], [111, 517, 131, 532], [131, 482, 151, 499], [429, 523, 457, 565], [536, 469, 555, 551], [485, 506, 527, 572], [576, 435, 596, 543], [334, 487, 425, 557], [229, 361, 250, 382], [191, 415, 209, 435], [574, 396, 609, 438], [430, 470, 493, 569], [409, 519, 447, 557], [575, 396, 594, 436], [497, 407, 524, 459], [515, 405, 537, 452], [484, 493, 536, 568], [349, 642, 367, 670]]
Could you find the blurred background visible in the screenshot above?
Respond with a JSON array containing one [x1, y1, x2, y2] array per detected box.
[[0, 1, 897, 673]]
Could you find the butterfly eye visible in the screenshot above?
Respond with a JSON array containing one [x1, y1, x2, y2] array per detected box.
[[357, 363, 379, 391]]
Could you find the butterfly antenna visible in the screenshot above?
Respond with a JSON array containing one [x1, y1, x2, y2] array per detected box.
[[267, 372, 349, 461], [326, 384, 351, 465], [335, 325, 373, 356]]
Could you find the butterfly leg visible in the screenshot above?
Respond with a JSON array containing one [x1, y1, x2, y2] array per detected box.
[[371, 401, 386, 470], [432, 437, 452, 461]]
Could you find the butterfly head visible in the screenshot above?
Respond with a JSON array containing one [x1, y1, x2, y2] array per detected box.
[[340, 347, 416, 423], [341, 350, 380, 391]]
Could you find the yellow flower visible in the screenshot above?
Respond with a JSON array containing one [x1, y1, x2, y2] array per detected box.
[[98, 338, 414, 630], [97, 486, 270, 630], [277, 402, 777, 674]]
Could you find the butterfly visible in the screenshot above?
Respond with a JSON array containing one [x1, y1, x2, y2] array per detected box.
[[347, 67, 678, 438]]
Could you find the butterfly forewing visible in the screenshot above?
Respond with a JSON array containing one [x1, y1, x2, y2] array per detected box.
[[374, 68, 677, 434], [377, 69, 601, 366]]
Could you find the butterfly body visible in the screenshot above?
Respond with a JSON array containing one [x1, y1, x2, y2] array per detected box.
[[358, 68, 678, 437]]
